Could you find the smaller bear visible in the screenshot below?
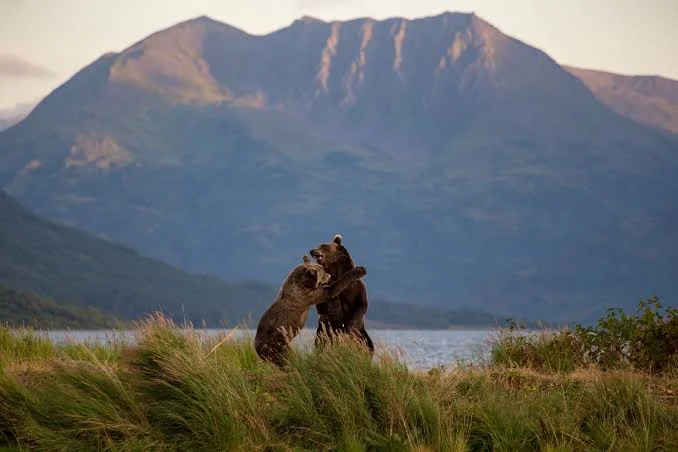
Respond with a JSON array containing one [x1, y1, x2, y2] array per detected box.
[[255, 255, 367, 367], [310, 234, 374, 353]]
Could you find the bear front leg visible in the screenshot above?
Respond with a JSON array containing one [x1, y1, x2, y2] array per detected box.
[[326, 266, 366, 298]]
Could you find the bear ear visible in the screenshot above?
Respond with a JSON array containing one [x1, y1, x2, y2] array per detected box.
[[333, 234, 343, 245], [303, 255, 310, 263]]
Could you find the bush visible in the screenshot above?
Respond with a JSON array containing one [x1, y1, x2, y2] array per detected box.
[[576, 296, 678, 372], [492, 296, 678, 373]]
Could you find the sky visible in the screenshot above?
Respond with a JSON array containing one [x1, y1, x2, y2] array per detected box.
[[1, 0, 677, 109]]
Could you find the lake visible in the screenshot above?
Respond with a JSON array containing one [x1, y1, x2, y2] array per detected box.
[[45, 328, 498, 369]]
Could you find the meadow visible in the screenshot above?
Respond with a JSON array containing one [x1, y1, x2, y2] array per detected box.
[[0, 298, 676, 451]]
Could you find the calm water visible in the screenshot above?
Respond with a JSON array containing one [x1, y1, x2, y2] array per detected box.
[[45, 329, 497, 369]]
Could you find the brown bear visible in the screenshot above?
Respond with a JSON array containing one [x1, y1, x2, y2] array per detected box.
[[310, 234, 374, 353], [255, 255, 367, 367]]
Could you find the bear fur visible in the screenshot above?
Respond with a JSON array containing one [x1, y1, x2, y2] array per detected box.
[[310, 234, 374, 353], [255, 255, 366, 367]]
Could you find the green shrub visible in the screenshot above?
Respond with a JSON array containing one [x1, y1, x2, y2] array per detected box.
[[576, 296, 678, 372], [492, 296, 678, 373]]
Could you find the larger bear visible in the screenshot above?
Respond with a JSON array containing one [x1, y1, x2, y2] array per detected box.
[[310, 234, 374, 353]]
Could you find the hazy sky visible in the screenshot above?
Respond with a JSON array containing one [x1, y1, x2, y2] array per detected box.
[[1, 0, 677, 109]]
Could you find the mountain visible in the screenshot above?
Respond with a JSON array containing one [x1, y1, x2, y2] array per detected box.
[[566, 66, 678, 134], [1, 12, 677, 323], [0, 283, 120, 329]]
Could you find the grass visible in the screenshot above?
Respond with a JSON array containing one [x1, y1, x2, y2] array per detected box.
[[0, 313, 676, 451]]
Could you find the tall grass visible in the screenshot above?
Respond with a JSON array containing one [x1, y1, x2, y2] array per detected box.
[[1, 313, 676, 451]]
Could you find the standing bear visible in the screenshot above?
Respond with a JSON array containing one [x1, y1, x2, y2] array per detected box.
[[255, 255, 366, 367], [310, 234, 375, 353]]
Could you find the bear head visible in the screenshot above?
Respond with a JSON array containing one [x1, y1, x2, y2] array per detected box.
[[295, 255, 331, 289], [309, 234, 354, 274]]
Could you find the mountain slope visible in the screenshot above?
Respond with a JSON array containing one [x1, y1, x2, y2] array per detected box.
[[566, 66, 678, 134], [1, 13, 677, 323], [0, 190, 276, 326], [0, 283, 120, 329]]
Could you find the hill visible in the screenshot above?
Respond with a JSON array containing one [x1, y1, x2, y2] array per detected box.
[[1, 12, 677, 323], [566, 66, 678, 134], [0, 190, 276, 326], [0, 283, 120, 329]]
